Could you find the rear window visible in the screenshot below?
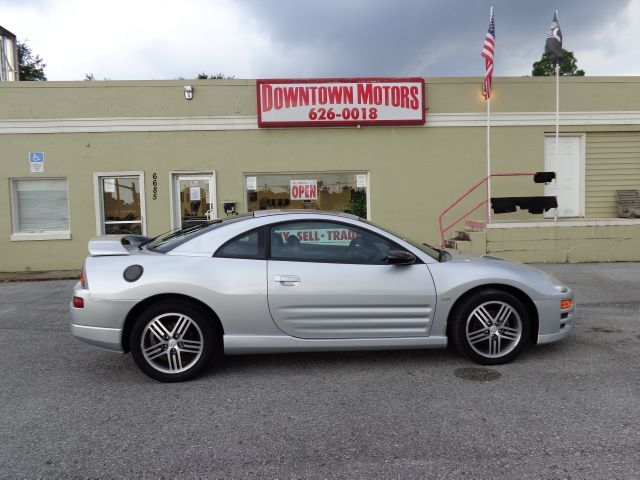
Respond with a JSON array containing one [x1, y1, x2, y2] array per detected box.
[[144, 215, 253, 253]]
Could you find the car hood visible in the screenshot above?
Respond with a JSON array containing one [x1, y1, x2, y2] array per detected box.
[[443, 248, 508, 263], [439, 248, 571, 298], [442, 248, 544, 274]]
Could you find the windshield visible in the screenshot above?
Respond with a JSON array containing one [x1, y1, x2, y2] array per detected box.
[[362, 219, 441, 261], [144, 215, 252, 253]]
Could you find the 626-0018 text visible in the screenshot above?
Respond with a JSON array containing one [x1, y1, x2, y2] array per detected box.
[[308, 107, 378, 121]]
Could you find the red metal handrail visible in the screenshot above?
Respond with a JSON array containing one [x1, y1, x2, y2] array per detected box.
[[438, 172, 536, 247]]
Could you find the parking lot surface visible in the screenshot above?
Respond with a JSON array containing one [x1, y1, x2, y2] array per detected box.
[[1, 263, 639, 479]]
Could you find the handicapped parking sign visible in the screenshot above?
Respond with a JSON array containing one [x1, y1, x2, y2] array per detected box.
[[29, 151, 45, 173]]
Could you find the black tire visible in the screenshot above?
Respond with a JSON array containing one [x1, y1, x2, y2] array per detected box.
[[450, 289, 530, 365], [130, 300, 219, 382]]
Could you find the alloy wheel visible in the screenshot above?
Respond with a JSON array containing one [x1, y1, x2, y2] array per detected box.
[[465, 301, 522, 359], [140, 313, 204, 374]]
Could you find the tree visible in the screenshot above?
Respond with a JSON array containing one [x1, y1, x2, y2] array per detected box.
[[196, 72, 235, 79], [83, 73, 110, 81], [532, 49, 585, 76], [17, 40, 47, 81]]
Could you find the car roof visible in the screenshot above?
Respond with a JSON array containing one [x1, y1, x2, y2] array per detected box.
[[252, 210, 359, 220], [152, 211, 363, 254]]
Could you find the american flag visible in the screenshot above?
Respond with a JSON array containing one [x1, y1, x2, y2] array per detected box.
[[481, 9, 495, 100]]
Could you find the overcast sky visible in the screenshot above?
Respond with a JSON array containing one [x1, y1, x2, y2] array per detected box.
[[2, 0, 639, 81]]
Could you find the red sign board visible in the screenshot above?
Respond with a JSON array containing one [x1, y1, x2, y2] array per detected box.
[[290, 180, 318, 200], [257, 77, 426, 128]]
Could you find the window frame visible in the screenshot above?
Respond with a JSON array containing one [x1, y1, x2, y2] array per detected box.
[[266, 220, 420, 265], [9, 177, 71, 241], [93, 171, 146, 236], [214, 226, 267, 260]]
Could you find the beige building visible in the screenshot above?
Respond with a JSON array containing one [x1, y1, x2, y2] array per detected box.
[[1, 76, 640, 272]]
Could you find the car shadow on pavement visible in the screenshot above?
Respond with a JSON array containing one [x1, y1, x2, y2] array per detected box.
[[205, 347, 460, 379], [76, 341, 574, 384], [74, 347, 461, 384]]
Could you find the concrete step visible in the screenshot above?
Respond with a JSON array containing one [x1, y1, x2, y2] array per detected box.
[[453, 230, 471, 241], [444, 239, 472, 251]]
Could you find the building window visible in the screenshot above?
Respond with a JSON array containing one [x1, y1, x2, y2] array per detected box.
[[10, 179, 70, 241], [94, 172, 146, 235], [245, 172, 369, 218]]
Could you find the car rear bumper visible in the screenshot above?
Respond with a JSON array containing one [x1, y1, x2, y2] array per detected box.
[[70, 323, 124, 352], [69, 282, 135, 353]]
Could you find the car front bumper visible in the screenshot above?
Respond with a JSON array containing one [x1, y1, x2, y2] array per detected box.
[[535, 293, 575, 345]]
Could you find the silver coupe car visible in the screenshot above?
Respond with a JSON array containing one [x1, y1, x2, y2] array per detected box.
[[70, 211, 574, 382]]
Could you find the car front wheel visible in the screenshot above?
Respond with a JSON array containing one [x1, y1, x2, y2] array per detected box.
[[450, 289, 530, 365], [130, 301, 218, 382]]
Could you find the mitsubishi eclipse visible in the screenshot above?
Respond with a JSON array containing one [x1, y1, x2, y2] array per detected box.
[[70, 211, 574, 382]]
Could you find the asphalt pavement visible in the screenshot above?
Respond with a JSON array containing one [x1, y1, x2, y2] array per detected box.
[[1, 263, 639, 479]]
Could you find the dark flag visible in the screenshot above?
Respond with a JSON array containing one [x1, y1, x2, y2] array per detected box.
[[545, 11, 563, 65]]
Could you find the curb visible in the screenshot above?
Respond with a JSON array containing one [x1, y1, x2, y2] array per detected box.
[[0, 270, 81, 283]]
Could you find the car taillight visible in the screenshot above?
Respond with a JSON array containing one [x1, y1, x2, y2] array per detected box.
[[80, 264, 88, 289], [73, 296, 84, 308], [561, 299, 572, 310]]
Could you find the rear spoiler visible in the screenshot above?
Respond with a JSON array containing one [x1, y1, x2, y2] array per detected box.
[[88, 235, 151, 256]]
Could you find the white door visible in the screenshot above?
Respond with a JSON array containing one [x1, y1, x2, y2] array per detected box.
[[544, 136, 582, 218], [172, 173, 217, 229]]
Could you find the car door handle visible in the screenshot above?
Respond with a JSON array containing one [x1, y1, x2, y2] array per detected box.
[[274, 275, 300, 284]]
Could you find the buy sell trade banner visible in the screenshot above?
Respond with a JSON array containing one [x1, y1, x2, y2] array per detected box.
[[257, 77, 425, 127], [275, 227, 360, 246]]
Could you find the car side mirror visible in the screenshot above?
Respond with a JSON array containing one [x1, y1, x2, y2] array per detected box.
[[387, 250, 416, 265]]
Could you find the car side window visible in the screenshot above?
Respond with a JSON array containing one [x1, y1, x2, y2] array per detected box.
[[215, 228, 264, 259], [270, 221, 395, 264]]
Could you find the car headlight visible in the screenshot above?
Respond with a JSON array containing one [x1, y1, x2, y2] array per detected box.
[[546, 273, 568, 293]]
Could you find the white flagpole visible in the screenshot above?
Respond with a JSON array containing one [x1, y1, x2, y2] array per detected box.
[[554, 59, 560, 222], [487, 87, 491, 224], [486, 6, 493, 225], [553, 9, 560, 223]]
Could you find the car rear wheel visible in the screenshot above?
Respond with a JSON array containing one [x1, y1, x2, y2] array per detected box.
[[130, 301, 218, 382], [450, 289, 530, 365]]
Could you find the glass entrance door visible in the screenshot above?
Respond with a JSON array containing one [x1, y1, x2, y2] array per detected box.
[[173, 174, 216, 229]]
